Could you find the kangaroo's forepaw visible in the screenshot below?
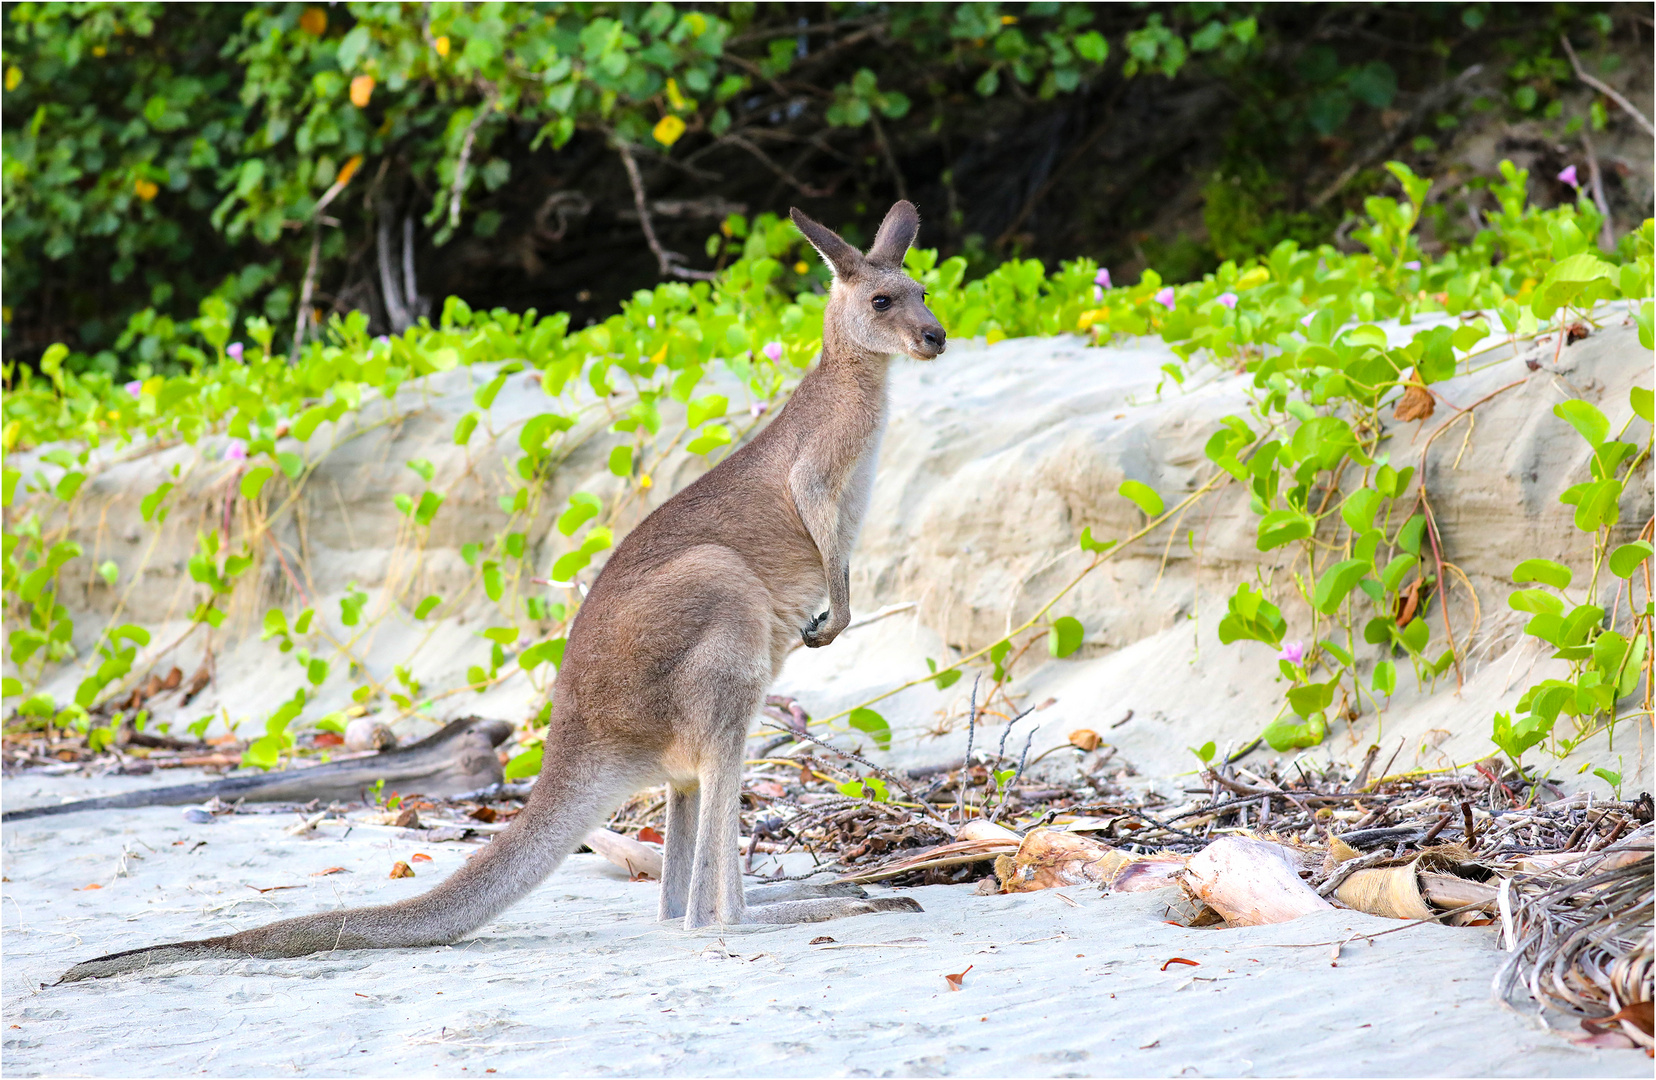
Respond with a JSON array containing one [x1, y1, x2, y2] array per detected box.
[[801, 610, 840, 648]]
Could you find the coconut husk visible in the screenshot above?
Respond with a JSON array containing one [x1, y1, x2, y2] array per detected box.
[[994, 827, 1186, 893], [1335, 847, 1494, 920]]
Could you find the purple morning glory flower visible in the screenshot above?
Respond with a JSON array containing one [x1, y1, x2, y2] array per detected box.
[[224, 440, 247, 462], [1217, 292, 1238, 309], [1277, 640, 1306, 664], [1557, 165, 1578, 187], [226, 342, 244, 362], [762, 341, 784, 362], [1094, 268, 1111, 289], [1403, 260, 1421, 271], [647, 315, 656, 329], [376, 335, 390, 346], [124, 380, 143, 397], [1155, 287, 1176, 310]]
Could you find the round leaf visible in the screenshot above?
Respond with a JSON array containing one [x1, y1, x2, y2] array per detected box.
[[1118, 480, 1164, 517], [1048, 616, 1084, 658]]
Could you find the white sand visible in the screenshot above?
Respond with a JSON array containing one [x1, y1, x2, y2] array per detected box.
[[2, 792, 1645, 1078]]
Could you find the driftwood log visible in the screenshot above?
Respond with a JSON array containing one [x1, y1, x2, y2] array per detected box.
[[1, 718, 513, 822]]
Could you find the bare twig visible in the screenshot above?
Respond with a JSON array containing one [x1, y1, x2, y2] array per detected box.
[[764, 722, 951, 828], [290, 226, 323, 364], [448, 92, 497, 230], [1560, 34, 1655, 138], [1578, 132, 1615, 250], [376, 206, 413, 333], [720, 133, 833, 197], [614, 140, 718, 282]]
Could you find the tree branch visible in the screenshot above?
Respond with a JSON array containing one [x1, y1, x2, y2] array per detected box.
[[1560, 34, 1654, 138], [614, 140, 718, 282]]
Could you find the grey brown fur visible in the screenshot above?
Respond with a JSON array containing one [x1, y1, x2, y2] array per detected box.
[[59, 201, 946, 983]]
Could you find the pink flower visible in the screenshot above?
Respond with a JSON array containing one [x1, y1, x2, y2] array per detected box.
[[1557, 165, 1578, 187], [762, 341, 784, 362], [226, 342, 243, 362], [376, 335, 390, 345], [224, 440, 247, 462], [1155, 287, 1176, 310], [1403, 260, 1421, 271], [1277, 640, 1306, 664], [749, 401, 768, 418], [1217, 292, 1238, 309], [124, 380, 142, 397], [1094, 268, 1112, 289]]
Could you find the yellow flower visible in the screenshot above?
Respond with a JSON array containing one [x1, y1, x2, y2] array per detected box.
[[134, 178, 159, 201], [4, 67, 21, 92], [665, 78, 686, 111], [92, 45, 106, 57], [794, 261, 809, 275], [1000, 14, 1018, 24], [298, 6, 327, 36], [349, 75, 375, 108], [652, 114, 686, 147], [638, 474, 654, 490], [434, 35, 450, 57]]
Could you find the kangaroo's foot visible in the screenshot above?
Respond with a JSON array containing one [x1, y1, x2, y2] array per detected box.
[[744, 880, 867, 906], [728, 895, 922, 925]]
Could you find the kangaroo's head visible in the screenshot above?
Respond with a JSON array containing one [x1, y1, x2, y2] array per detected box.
[[790, 200, 947, 362]]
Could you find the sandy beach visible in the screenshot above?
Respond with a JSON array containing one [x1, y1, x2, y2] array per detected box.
[[2, 782, 1645, 1078]]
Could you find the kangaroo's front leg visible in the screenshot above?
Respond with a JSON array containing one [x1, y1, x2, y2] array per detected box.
[[789, 462, 853, 649]]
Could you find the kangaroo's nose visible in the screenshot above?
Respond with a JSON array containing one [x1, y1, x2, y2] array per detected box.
[[922, 327, 945, 349]]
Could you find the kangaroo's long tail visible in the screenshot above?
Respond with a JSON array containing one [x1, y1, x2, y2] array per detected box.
[[58, 746, 633, 982]]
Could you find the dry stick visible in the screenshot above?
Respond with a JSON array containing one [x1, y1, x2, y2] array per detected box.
[[816, 469, 1231, 729], [614, 139, 718, 282], [289, 226, 323, 364], [719, 133, 833, 197], [1560, 34, 1655, 138], [448, 92, 495, 230], [761, 722, 950, 828], [1578, 132, 1616, 251], [866, 112, 907, 203], [1409, 375, 1531, 686]]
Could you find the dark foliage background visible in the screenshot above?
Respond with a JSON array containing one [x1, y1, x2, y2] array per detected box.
[[3, 1, 1651, 374]]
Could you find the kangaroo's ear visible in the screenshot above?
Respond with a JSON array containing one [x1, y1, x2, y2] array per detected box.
[[790, 207, 864, 281], [865, 200, 919, 269]]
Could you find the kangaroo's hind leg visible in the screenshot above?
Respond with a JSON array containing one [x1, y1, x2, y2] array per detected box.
[[658, 783, 698, 923]]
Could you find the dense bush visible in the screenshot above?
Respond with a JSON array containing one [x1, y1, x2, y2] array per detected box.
[[3, 2, 1637, 370]]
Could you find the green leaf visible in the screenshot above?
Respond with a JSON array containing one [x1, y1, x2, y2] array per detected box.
[[1396, 513, 1427, 555], [1048, 616, 1084, 658], [1340, 488, 1380, 533], [141, 482, 175, 523], [239, 466, 273, 501], [687, 394, 729, 428], [557, 492, 602, 536], [414, 595, 441, 620], [97, 560, 119, 587], [315, 712, 347, 735], [1263, 711, 1328, 751], [503, 745, 543, 781], [608, 445, 633, 477], [1553, 400, 1609, 448], [1312, 560, 1368, 615], [406, 458, 435, 483], [291, 404, 330, 442], [1257, 509, 1313, 550], [1079, 527, 1116, 554], [1609, 541, 1652, 579], [474, 373, 508, 410], [1372, 660, 1396, 696], [1286, 679, 1335, 718], [926, 658, 962, 690], [848, 708, 891, 751], [1512, 559, 1572, 590], [1118, 480, 1163, 517], [277, 452, 305, 480], [1491, 710, 1550, 763], [453, 412, 480, 445], [1190, 740, 1216, 765], [55, 471, 86, 502], [483, 561, 504, 602], [414, 491, 444, 526], [1631, 386, 1654, 423]]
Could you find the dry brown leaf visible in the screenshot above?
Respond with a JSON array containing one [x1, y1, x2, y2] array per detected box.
[[1394, 376, 1435, 423], [313, 731, 344, 747], [1068, 729, 1101, 751], [389, 861, 415, 879], [1160, 957, 1199, 971], [310, 866, 346, 876], [411, 853, 433, 863], [809, 936, 835, 945], [944, 964, 973, 991], [467, 805, 498, 823], [637, 826, 665, 845]]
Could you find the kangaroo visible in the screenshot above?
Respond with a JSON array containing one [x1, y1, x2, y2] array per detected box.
[[59, 201, 947, 982]]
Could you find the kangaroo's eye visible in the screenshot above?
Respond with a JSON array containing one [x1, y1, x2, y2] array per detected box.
[[871, 295, 892, 311]]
